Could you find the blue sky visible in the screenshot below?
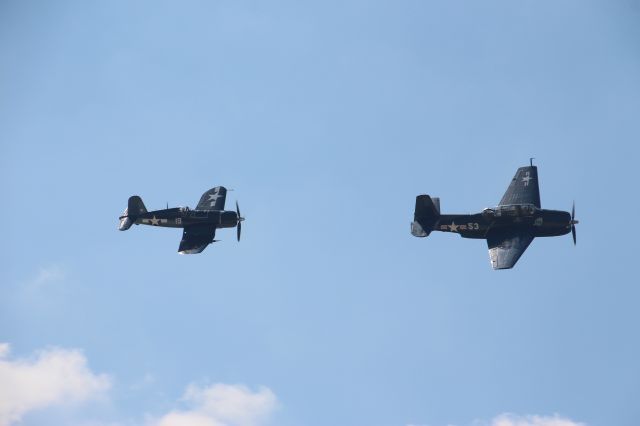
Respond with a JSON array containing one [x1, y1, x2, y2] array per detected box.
[[1, 1, 639, 425]]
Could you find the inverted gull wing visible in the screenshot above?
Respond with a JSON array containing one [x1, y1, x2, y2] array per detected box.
[[178, 224, 216, 254], [487, 231, 534, 270], [196, 186, 227, 211], [499, 166, 541, 208]]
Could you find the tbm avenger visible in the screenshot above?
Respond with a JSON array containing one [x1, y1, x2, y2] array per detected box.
[[118, 186, 244, 254], [411, 162, 579, 269]]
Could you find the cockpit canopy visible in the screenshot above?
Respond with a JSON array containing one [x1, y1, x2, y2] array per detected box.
[[179, 206, 190, 212], [483, 204, 538, 218]]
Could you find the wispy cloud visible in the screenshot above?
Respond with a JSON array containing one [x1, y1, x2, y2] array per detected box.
[[152, 383, 278, 426], [129, 373, 157, 392], [489, 413, 585, 426], [31, 264, 66, 287], [0, 343, 111, 426], [18, 263, 68, 300], [9, 263, 78, 311], [407, 413, 586, 426]]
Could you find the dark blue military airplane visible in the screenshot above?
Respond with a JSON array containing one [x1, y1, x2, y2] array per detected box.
[[119, 186, 244, 254], [411, 162, 578, 269]]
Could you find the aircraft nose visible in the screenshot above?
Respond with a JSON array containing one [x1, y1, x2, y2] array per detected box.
[[558, 211, 572, 228]]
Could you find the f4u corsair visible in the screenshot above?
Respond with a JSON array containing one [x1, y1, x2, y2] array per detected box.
[[119, 186, 244, 254], [411, 163, 578, 269]]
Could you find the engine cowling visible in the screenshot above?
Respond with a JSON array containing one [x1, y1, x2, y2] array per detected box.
[[220, 211, 238, 227]]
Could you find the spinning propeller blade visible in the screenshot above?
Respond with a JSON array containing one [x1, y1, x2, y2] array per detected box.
[[571, 201, 578, 245], [236, 201, 244, 242]]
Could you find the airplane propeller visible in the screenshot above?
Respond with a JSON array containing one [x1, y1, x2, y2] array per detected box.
[[236, 201, 245, 242], [570, 201, 579, 245]]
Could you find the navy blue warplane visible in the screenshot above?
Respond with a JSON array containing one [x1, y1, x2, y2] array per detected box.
[[119, 186, 244, 254], [411, 162, 578, 269]]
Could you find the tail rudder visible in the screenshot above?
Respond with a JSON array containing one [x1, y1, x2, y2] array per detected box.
[[119, 196, 147, 231], [411, 195, 440, 237], [128, 196, 147, 215]]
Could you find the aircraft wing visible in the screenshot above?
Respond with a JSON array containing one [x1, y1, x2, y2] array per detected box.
[[486, 231, 535, 270], [499, 166, 541, 208], [196, 186, 227, 211], [178, 224, 216, 254]]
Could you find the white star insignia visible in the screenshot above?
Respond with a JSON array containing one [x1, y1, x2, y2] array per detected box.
[[449, 222, 459, 232], [150, 215, 160, 226], [208, 191, 222, 206]]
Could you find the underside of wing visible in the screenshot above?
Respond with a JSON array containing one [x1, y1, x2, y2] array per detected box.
[[486, 231, 534, 270], [178, 224, 216, 254], [196, 186, 227, 211], [499, 166, 541, 208]]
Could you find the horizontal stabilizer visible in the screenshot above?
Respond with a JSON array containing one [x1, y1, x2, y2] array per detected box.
[[118, 208, 133, 231], [119, 196, 147, 231], [411, 195, 440, 237]]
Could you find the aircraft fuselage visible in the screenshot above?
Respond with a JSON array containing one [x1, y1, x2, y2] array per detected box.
[[133, 208, 239, 229], [434, 205, 572, 239]]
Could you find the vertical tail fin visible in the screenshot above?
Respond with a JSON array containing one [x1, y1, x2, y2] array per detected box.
[[119, 196, 147, 231], [411, 195, 440, 237], [128, 196, 147, 215]]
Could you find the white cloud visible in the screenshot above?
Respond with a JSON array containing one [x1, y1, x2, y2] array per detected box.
[[0, 344, 9, 358], [153, 383, 278, 426], [407, 413, 585, 426], [0, 343, 111, 426], [490, 414, 585, 426]]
